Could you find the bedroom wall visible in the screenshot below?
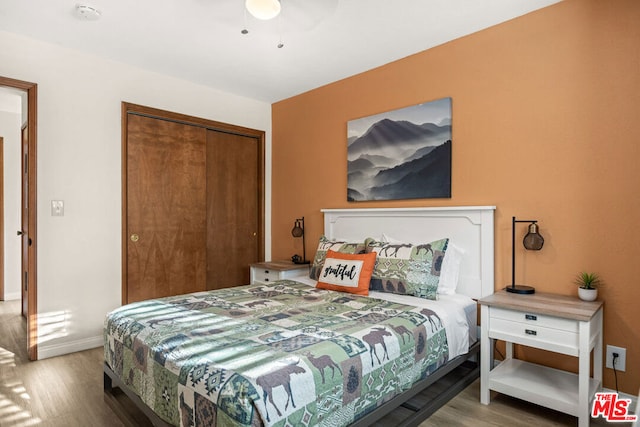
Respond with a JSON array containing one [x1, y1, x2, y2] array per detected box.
[[0, 30, 272, 358], [271, 0, 640, 395]]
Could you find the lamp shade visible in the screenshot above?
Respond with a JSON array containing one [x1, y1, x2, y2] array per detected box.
[[291, 221, 303, 238], [523, 222, 544, 250], [245, 0, 281, 20]]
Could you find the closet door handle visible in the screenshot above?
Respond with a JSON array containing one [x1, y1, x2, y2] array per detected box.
[[130, 234, 139, 242]]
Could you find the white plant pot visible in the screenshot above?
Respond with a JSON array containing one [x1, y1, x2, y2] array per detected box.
[[578, 287, 598, 301]]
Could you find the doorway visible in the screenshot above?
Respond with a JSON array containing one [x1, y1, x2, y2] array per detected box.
[[0, 76, 38, 361]]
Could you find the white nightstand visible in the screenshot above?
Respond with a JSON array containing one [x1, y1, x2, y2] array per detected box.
[[250, 261, 310, 284], [479, 290, 603, 427]]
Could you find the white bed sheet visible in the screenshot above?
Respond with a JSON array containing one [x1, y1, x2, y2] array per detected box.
[[288, 274, 476, 360]]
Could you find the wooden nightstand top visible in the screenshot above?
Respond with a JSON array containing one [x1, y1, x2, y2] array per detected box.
[[479, 289, 603, 322], [250, 261, 310, 271]]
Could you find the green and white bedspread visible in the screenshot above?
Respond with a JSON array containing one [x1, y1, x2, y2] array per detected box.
[[104, 280, 449, 427]]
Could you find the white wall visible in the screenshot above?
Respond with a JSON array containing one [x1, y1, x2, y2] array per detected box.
[[0, 30, 272, 358], [0, 97, 22, 301]]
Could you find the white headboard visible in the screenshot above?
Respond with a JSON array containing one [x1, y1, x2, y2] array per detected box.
[[322, 206, 496, 299]]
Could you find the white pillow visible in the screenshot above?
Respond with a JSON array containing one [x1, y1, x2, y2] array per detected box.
[[437, 243, 465, 295], [381, 233, 464, 295]]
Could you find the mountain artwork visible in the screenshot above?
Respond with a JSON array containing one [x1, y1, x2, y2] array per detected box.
[[347, 97, 452, 201]]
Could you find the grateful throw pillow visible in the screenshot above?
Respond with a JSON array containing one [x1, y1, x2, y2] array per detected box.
[[309, 236, 366, 280], [316, 250, 377, 296]]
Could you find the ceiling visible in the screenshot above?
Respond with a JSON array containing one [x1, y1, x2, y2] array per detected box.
[[0, 0, 561, 103]]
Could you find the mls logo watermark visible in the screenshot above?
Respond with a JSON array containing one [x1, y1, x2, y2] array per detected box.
[[591, 392, 637, 422]]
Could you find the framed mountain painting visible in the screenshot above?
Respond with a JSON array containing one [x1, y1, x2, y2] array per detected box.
[[347, 97, 451, 201]]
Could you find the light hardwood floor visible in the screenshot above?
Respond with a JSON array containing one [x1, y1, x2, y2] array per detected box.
[[0, 300, 625, 426]]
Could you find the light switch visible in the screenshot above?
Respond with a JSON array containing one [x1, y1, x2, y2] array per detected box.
[[51, 200, 64, 216]]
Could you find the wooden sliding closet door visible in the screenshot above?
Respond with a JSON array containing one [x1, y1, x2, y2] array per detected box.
[[125, 114, 207, 303], [207, 131, 260, 288], [123, 103, 265, 304]]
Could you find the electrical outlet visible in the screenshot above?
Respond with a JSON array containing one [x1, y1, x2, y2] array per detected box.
[[606, 345, 626, 372]]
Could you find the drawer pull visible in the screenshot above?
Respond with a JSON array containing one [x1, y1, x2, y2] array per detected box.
[[525, 329, 537, 336], [264, 270, 270, 274], [525, 314, 537, 321], [264, 278, 269, 282]]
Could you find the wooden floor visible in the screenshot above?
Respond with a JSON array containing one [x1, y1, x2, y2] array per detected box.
[[0, 299, 626, 426]]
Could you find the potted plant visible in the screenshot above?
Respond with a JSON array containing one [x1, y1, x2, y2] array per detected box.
[[575, 272, 600, 301]]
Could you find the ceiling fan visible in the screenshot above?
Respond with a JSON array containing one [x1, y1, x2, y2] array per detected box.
[[242, 0, 339, 47]]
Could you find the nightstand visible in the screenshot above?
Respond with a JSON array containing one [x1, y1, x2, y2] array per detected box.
[[250, 261, 310, 284], [479, 290, 603, 427]]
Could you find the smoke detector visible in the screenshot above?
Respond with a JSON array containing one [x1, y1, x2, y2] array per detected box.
[[74, 4, 101, 21]]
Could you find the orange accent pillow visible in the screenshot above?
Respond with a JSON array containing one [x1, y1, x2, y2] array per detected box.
[[316, 250, 377, 296]]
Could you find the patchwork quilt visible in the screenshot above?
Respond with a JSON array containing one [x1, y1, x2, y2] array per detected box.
[[104, 280, 449, 427]]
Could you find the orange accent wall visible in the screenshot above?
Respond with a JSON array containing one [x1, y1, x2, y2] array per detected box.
[[272, 0, 640, 394]]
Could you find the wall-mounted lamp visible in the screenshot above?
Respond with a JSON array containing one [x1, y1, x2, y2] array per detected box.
[[291, 217, 310, 264], [507, 216, 544, 294]]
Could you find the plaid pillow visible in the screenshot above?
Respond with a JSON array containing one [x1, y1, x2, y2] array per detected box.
[[309, 236, 366, 280], [365, 237, 449, 300]]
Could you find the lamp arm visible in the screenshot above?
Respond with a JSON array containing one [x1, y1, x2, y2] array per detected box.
[[512, 216, 516, 287], [512, 217, 538, 286], [302, 233, 306, 263]]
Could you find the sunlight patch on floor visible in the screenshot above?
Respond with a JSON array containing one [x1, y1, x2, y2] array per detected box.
[[11, 384, 30, 401], [0, 346, 16, 367], [0, 390, 41, 426], [0, 343, 40, 427]]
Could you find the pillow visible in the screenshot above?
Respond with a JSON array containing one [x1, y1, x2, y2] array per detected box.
[[316, 250, 377, 296], [309, 236, 366, 280], [437, 243, 465, 295], [381, 233, 464, 295], [365, 237, 449, 300]]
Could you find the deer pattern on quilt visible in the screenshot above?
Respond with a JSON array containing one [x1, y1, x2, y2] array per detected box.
[[362, 327, 392, 366], [302, 351, 342, 384], [391, 324, 413, 345], [420, 308, 443, 333], [256, 359, 306, 422]]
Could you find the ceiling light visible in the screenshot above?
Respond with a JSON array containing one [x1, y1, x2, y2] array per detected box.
[[245, 0, 281, 20]]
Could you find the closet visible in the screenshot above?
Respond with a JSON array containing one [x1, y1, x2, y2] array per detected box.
[[122, 103, 264, 304]]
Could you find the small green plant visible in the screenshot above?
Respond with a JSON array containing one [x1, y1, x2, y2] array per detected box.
[[575, 272, 601, 289]]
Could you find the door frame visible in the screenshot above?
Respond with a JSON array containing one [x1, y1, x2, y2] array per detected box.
[[121, 102, 265, 304], [0, 76, 38, 360]]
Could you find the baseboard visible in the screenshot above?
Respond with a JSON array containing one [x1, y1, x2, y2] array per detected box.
[[2, 292, 21, 301], [37, 335, 103, 360]]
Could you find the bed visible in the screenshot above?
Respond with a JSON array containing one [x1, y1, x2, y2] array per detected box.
[[104, 206, 495, 426]]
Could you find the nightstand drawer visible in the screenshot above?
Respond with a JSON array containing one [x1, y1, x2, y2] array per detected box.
[[490, 317, 578, 352], [253, 269, 280, 283], [250, 261, 309, 284], [491, 307, 578, 333]]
